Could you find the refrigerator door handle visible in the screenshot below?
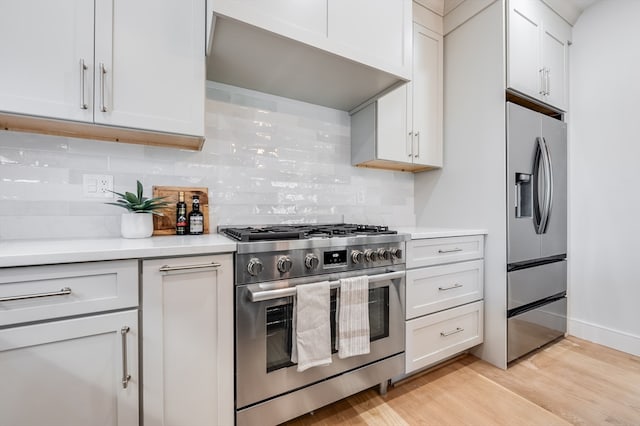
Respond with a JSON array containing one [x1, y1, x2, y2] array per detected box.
[[540, 137, 554, 233], [533, 138, 544, 234]]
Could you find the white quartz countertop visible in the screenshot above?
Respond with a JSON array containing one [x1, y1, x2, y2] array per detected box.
[[395, 227, 488, 240], [0, 234, 237, 268]]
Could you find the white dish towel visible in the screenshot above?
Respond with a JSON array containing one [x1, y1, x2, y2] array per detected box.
[[337, 275, 370, 359], [291, 281, 332, 372]]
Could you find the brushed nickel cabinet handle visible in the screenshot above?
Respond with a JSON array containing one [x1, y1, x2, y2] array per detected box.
[[99, 63, 107, 112], [415, 131, 420, 158], [438, 283, 463, 291], [545, 68, 551, 96], [159, 262, 222, 273], [121, 326, 131, 389], [438, 248, 463, 254], [79, 59, 88, 110], [539, 68, 546, 95], [0, 287, 72, 303], [440, 327, 464, 337]]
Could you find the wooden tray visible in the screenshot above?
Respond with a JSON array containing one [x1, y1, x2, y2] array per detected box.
[[152, 186, 209, 235]]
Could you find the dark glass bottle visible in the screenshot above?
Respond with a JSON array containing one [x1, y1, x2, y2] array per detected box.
[[188, 195, 204, 235], [176, 191, 187, 235]]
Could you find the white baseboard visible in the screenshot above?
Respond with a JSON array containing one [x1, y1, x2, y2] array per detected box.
[[569, 318, 640, 357]]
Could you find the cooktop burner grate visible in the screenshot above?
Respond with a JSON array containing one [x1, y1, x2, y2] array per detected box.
[[221, 223, 396, 242]]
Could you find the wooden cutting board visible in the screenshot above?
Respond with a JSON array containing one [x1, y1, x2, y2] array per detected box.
[[152, 186, 209, 235]]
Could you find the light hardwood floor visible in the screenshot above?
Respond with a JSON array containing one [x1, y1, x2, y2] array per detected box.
[[283, 336, 640, 425]]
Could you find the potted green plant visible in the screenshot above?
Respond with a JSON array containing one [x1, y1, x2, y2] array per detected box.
[[106, 180, 169, 238]]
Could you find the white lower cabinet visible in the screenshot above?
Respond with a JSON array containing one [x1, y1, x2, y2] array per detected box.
[[0, 260, 139, 425], [0, 309, 139, 426], [404, 234, 485, 374], [142, 254, 234, 426]]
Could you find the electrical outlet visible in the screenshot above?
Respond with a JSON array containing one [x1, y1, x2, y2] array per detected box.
[[83, 174, 114, 198]]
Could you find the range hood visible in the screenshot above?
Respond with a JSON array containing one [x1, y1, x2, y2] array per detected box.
[[206, 15, 408, 112]]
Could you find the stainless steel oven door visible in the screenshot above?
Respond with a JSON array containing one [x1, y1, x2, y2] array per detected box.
[[235, 266, 405, 410]]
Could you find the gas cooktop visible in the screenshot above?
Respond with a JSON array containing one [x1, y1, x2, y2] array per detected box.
[[221, 224, 397, 242]]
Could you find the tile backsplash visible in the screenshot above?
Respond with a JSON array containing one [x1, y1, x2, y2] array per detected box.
[[0, 81, 415, 240]]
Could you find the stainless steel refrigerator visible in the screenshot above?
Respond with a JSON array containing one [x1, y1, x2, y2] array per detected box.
[[507, 102, 567, 363]]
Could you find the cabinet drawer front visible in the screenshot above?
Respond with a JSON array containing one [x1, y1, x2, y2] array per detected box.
[[407, 235, 484, 268], [0, 260, 138, 326], [405, 301, 483, 374], [406, 260, 483, 319]]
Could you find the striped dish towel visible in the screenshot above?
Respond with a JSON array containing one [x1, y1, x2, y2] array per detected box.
[[337, 276, 370, 359]]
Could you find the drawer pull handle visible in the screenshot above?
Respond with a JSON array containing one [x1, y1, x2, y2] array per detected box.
[[0, 287, 72, 303], [159, 262, 221, 273], [438, 283, 463, 291], [438, 248, 463, 254], [440, 327, 464, 337], [121, 326, 131, 389]]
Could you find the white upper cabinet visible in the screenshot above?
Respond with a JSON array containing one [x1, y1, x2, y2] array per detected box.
[[207, 0, 411, 111], [410, 21, 443, 168], [0, 0, 204, 138], [0, 0, 94, 123], [350, 2, 442, 172], [328, 0, 409, 74], [94, 0, 204, 136], [507, 0, 571, 111]]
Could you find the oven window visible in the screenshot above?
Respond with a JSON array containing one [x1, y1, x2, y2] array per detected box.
[[369, 287, 390, 342], [265, 287, 389, 373], [266, 301, 295, 372]]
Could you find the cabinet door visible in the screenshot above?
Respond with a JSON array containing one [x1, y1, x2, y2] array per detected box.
[[411, 22, 443, 167], [376, 84, 411, 163], [94, 0, 205, 136], [0, 310, 139, 426], [328, 0, 410, 72], [0, 0, 94, 122], [541, 10, 570, 111], [212, 0, 328, 39], [142, 254, 234, 426], [507, 0, 542, 101]]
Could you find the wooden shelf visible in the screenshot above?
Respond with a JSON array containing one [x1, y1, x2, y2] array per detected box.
[[0, 112, 205, 151]]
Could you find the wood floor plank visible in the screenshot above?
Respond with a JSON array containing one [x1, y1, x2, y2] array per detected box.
[[467, 337, 640, 426], [283, 337, 640, 425]]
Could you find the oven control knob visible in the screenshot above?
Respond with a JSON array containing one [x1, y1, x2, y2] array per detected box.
[[376, 248, 390, 260], [390, 248, 403, 260], [351, 250, 364, 264], [247, 258, 264, 276], [364, 249, 377, 262], [277, 256, 293, 273], [304, 253, 320, 270]]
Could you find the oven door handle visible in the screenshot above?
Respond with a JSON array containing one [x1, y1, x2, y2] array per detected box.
[[248, 270, 406, 303]]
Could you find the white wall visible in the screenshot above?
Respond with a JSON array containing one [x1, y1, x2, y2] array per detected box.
[[569, 0, 640, 356], [0, 82, 415, 240]]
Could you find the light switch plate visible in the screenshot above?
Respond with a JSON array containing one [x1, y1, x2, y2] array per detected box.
[[83, 174, 114, 198]]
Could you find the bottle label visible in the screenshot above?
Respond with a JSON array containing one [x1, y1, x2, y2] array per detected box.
[[189, 216, 204, 234]]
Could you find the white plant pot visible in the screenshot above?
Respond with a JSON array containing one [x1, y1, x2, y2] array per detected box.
[[120, 212, 154, 239]]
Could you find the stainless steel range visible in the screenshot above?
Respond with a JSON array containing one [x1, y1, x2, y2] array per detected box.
[[221, 224, 408, 426]]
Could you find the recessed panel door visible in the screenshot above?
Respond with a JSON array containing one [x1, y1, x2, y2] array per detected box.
[[0, 0, 94, 122]]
